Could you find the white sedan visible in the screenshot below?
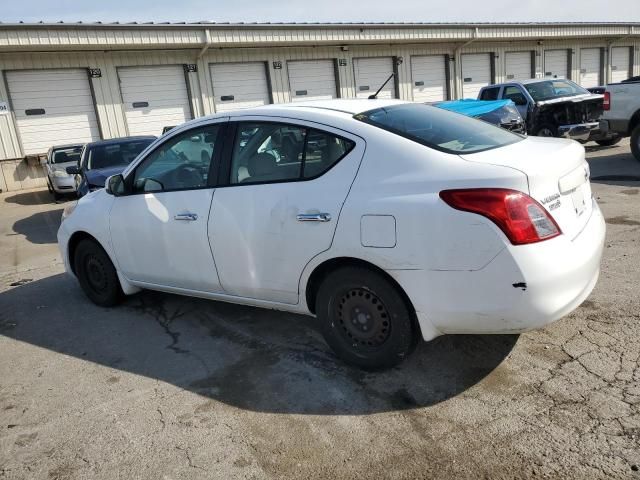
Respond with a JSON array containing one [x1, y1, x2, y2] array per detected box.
[[58, 99, 605, 369]]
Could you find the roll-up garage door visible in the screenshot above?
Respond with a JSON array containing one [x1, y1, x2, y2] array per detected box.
[[411, 55, 447, 102], [611, 47, 632, 83], [288, 60, 337, 101], [579, 49, 601, 88], [210, 62, 271, 113], [6, 69, 100, 155], [544, 50, 569, 79], [505, 52, 533, 82], [353, 57, 396, 99], [461, 54, 492, 99], [119, 65, 192, 137]]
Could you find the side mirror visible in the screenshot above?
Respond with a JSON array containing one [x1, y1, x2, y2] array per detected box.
[[105, 174, 126, 196], [66, 165, 81, 175]]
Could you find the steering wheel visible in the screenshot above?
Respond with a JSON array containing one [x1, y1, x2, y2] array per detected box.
[[174, 164, 204, 188]]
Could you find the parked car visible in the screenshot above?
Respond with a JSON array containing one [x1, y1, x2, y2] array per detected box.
[[601, 80, 640, 161], [478, 78, 618, 145], [66, 136, 156, 198], [58, 100, 605, 369], [44, 144, 83, 199], [434, 99, 526, 134]]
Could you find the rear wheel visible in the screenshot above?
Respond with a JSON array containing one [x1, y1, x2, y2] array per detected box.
[[533, 124, 558, 137], [631, 125, 640, 162], [316, 267, 416, 370], [595, 136, 622, 147], [73, 239, 123, 307]]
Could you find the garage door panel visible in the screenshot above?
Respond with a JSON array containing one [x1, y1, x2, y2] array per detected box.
[[611, 47, 631, 83], [580, 48, 601, 88], [354, 57, 396, 99], [288, 60, 337, 101], [6, 68, 101, 155], [544, 50, 568, 79], [119, 65, 192, 136], [210, 62, 271, 112], [411, 55, 447, 102], [461, 54, 491, 99], [505, 52, 532, 81]]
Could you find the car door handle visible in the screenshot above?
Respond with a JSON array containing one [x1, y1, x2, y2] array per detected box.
[[296, 213, 331, 222], [174, 213, 198, 221]]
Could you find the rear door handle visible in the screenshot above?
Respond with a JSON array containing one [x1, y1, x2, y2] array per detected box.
[[296, 213, 331, 222], [174, 213, 198, 221]]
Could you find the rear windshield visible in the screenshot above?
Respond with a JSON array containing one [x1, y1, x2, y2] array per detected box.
[[355, 103, 522, 154], [524, 79, 589, 102], [51, 147, 82, 164], [85, 140, 153, 170]]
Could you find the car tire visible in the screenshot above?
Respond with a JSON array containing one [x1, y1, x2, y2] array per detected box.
[[533, 124, 558, 137], [73, 239, 123, 307], [595, 136, 623, 147], [315, 266, 417, 370], [631, 125, 640, 162]]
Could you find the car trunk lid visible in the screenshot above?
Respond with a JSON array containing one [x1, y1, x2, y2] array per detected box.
[[459, 136, 593, 240]]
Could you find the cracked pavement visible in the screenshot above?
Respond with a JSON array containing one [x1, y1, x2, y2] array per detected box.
[[0, 140, 639, 479]]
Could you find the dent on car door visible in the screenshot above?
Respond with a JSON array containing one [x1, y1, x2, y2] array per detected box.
[[109, 121, 228, 292], [208, 119, 365, 304]]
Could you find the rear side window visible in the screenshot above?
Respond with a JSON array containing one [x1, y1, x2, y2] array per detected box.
[[355, 103, 522, 154], [479, 87, 500, 100], [230, 122, 355, 185]]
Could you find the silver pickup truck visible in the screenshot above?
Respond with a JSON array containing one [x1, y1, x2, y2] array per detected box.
[[602, 80, 640, 161]]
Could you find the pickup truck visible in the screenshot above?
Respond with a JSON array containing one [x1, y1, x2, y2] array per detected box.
[[478, 78, 616, 145], [602, 81, 640, 161]]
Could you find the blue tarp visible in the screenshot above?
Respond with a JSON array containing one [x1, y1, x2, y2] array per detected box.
[[434, 99, 514, 117]]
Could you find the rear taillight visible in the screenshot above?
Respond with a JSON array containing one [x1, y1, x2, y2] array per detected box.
[[603, 92, 610, 111], [439, 188, 561, 245]]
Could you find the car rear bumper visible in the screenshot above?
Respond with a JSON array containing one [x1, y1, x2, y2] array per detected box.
[[558, 122, 600, 141], [390, 198, 606, 339]]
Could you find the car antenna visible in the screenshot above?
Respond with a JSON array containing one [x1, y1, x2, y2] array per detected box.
[[368, 73, 395, 99]]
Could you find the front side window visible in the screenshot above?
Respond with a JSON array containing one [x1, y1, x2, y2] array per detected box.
[[230, 122, 355, 185], [133, 125, 220, 192], [502, 86, 528, 106], [355, 103, 522, 154], [524, 79, 589, 102]]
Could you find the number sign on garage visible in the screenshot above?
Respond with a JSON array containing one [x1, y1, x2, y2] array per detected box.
[[119, 65, 193, 137], [6, 69, 101, 155], [288, 60, 338, 101], [411, 55, 448, 102], [611, 47, 632, 83], [505, 51, 534, 82], [210, 62, 272, 113], [353, 57, 397, 99], [461, 53, 492, 99], [544, 50, 569, 79], [580, 48, 602, 88]]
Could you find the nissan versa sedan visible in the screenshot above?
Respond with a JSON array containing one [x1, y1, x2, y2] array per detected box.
[[45, 144, 83, 199], [58, 99, 605, 369]]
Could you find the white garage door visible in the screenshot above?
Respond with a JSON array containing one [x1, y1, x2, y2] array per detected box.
[[288, 60, 337, 101], [461, 54, 492, 99], [353, 57, 396, 99], [580, 48, 601, 88], [411, 55, 447, 103], [210, 62, 271, 113], [544, 50, 568, 79], [119, 66, 192, 137], [6, 69, 100, 155], [611, 47, 631, 83], [505, 52, 532, 81]]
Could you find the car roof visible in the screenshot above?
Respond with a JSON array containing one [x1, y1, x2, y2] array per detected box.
[[85, 136, 156, 148], [486, 78, 576, 88]]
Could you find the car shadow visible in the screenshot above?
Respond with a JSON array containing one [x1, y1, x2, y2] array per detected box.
[[0, 274, 518, 415], [587, 148, 640, 188], [4, 189, 57, 206], [12, 209, 63, 244]]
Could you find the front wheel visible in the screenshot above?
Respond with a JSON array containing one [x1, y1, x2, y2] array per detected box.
[[533, 124, 558, 137], [631, 125, 640, 162], [73, 239, 123, 307], [595, 136, 622, 147], [316, 267, 417, 370]]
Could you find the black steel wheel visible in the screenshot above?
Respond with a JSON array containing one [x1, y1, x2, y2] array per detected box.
[[73, 239, 123, 307], [316, 266, 416, 370], [533, 124, 558, 138]]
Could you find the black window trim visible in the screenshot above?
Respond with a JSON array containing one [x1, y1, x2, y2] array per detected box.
[[218, 119, 357, 189], [354, 104, 523, 155], [122, 122, 228, 196]]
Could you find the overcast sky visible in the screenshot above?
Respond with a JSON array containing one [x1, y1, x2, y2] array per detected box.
[[3, 0, 640, 23]]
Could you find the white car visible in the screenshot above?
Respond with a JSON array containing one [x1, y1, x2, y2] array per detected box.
[[58, 99, 605, 369], [45, 144, 83, 199]]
